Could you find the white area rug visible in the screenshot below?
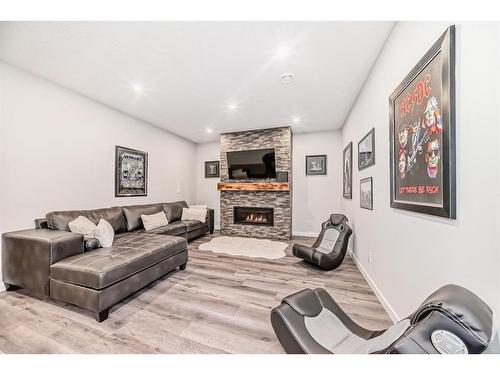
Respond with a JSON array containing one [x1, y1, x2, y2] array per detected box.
[[198, 236, 288, 259]]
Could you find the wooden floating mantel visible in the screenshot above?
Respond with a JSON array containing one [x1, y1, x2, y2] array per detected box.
[[217, 182, 290, 192]]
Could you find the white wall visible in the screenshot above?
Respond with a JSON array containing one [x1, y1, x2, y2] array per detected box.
[[0, 62, 196, 291], [292, 131, 343, 236], [194, 141, 221, 229], [193, 130, 344, 236], [340, 22, 500, 324]]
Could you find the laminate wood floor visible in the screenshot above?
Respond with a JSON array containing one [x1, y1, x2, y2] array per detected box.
[[0, 232, 392, 353]]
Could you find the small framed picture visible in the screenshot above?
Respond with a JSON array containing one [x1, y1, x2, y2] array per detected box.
[[115, 145, 148, 197], [360, 177, 373, 210], [205, 161, 220, 178], [343, 142, 353, 199], [358, 127, 375, 170], [306, 155, 327, 176]]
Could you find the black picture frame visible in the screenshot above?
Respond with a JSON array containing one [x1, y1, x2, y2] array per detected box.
[[306, 155, 327, 176], [115, 145, 148, 197], [205, 160, 220, 178], [360, 177, 373, 210], [389, 26, 456, 219], [358, 128, 375, 171], [343, 142, 353, 199]]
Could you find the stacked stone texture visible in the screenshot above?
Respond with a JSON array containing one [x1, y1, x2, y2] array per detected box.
[[219, 127, 292, 240]]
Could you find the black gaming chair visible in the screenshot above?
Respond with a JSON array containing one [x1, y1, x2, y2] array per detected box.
[[293, 214, 352, 270], [271, 284, 495, 354]]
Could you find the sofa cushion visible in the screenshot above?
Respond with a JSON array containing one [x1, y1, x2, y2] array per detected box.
[[94, 219, 114, 247], [182, 220, 208, 232], [68, 216, 97, 239], [181, 207, 207, 222], [142, 211, 169, 231], [122, 203, 164, 231], [145, 221, 187, 236], [163, 201, 188, 222], [50, 233, 186, 290], [46, 207, 127, 233], [86, 207, 127, 233]]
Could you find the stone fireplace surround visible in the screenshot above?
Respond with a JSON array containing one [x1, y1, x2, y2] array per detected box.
[[219, 127, 292, 240]]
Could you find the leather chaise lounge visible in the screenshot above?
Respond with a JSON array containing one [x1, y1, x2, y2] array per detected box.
[[2, 201, 214, 322], [293, 214, 353, 271], [271, 284, 494, 354]]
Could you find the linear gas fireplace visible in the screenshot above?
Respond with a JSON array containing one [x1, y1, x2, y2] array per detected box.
[[233, 207, 274, 226]]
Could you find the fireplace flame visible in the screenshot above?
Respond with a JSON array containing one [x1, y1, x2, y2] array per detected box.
[[245, 213, 268, 223]]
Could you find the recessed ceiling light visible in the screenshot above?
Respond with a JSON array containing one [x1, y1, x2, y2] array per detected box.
[[281, 73, 294, 84], [131, 84, 144, 93], [292, 117, 300, 124], [275, 46, 290, 60], [227, 103, 237, 110], [206, 128, 213, 134]]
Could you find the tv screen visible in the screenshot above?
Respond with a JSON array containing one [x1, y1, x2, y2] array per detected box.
[[227, 148, 276, 179]]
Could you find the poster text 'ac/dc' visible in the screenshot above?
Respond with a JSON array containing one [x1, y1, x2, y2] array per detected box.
[[393, 53, 443, 206]]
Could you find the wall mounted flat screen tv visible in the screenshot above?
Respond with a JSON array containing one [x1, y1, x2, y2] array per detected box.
[[227, 148, 276, 179]]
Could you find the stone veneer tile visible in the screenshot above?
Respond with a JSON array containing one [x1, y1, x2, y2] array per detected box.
[[219, 127, 292, 240]]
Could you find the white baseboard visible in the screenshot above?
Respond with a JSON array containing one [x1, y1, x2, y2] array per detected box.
[[292, 231, 317, 237], [347, 246, 400, 323]]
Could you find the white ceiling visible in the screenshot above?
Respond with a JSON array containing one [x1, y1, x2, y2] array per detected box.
[[0, 22, 393, 143]]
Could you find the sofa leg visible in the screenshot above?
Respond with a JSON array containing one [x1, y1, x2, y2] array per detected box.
[[179, 263, 187, 271], [95, 309, 109, 323], [4, 283, 18, 291]]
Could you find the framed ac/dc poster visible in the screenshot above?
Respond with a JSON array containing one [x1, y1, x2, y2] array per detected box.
[[389, 25, 456, 219]]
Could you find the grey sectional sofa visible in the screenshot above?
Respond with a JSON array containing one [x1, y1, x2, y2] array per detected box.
[[1, 201, 214, 322]]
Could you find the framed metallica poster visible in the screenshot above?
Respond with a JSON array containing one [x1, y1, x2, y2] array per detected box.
[[343, 142, 353, 199], [115, 145, 148, 197], [389, 25, 456, 219]]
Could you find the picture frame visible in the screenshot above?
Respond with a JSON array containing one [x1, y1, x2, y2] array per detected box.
[[306, 155, 327, 176], [358, 128, 375, 170], [205, 160, 220, 178], [360, 177, 373, 210], [115, 145, 148, 197], [389, 25, 456, 219], [343, 142, 353, 199]]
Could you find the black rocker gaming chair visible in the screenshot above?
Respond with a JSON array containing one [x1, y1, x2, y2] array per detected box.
[[271, 284, 495, 354], [292, 214, 353, 271]]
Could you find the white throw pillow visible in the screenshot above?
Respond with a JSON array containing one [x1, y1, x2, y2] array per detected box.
[[94, 219, 114, 247], [141, 211, 168, 231], [68, 216, 97, 239], [181, 207, 207, 223], [190, 204, 208, 210]]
